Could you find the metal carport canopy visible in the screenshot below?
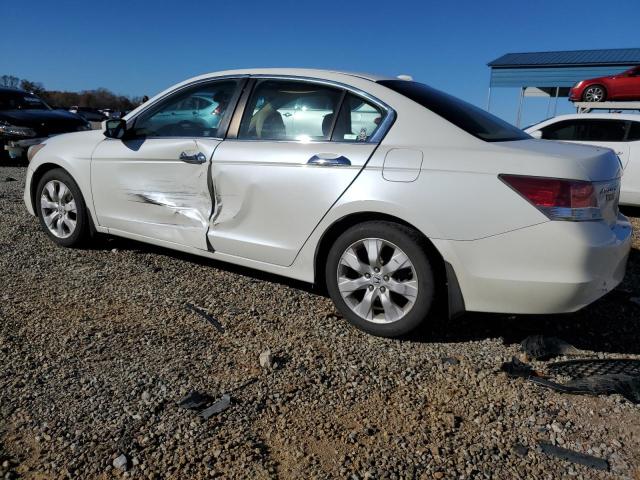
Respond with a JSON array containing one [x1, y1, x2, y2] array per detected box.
[[488, 48, 640, 88], [486, 48, 640, 126]]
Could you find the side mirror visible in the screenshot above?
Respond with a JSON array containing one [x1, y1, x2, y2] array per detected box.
[[529, 130, 542, 139], [103, 118, 127, 139]]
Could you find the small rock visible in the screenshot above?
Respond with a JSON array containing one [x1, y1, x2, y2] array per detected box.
[[259, 349, 274, 369], [112, 454, 128, 471], [513, 443, 529, 457], [111, 248, 118, 253], [141, 390, 151, 401]]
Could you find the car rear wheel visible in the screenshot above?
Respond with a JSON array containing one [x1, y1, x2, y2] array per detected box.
[[582, 85, 606, 102], [36, 169, 91, 247], [325, 221, 435, 337]]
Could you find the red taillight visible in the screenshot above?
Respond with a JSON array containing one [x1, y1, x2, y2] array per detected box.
[[500, 174, 602, 221]]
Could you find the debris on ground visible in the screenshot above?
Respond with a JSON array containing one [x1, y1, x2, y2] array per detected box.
[[512, 443, 529, 457], [199, 394, 231, 420], [177, 391, 213, 411], [537, 441, 609, 471], [530, 374, 640, 404], [185, 303, 225, 332], [548, 359, 640, 378], [259, 348, 274, 369], [500, 356, 538, 378], [112, 454, 128, 471], [441, 357, 460, 366], [4, 177, 17, 182], [520, 335, 580, 360]]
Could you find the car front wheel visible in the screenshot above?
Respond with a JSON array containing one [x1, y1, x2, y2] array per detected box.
[[582, 85, 606, 102], [36, 168, 91, 247], [326, 221, 435, 337]]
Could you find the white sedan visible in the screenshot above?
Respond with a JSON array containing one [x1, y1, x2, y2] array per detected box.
[[525, 113, 640, 206], [24, 69, 632, 337]]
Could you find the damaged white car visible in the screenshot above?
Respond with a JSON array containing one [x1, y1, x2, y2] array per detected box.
[[24, 69, 632, 337]]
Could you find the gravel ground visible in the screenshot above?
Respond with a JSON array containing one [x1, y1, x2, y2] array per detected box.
[[1, 163, 640, 479]]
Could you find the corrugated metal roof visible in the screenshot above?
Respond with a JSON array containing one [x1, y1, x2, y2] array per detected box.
[[488, 48, 640, 68]]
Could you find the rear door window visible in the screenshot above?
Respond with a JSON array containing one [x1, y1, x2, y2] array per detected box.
[[238, 80, 343, 141], [540, 120, 578, 140], [626, 121, 640, 141]]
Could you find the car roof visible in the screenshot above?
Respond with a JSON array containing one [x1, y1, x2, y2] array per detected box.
[[189, 68, 393, 83], [124, 68, 398, 120], [527, 112, 640, 129], [0, 86, 30, 94]]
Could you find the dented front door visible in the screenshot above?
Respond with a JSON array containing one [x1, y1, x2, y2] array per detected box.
[[91, 137, 217, 249]]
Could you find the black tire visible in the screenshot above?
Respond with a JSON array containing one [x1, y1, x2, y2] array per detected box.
[[35, 168, 91, 247], [582, 85, 606, 102], [325, 221, 435, 337]]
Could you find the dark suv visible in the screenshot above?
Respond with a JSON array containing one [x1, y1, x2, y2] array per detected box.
[[1, 87, 90, 159]]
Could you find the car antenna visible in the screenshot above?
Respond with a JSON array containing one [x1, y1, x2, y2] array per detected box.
[[396, 74, 413, 81]]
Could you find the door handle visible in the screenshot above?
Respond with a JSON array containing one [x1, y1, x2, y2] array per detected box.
[[307, 154, 351, 167], [283, 112, 293, 117], [179, 151, 207, 164]]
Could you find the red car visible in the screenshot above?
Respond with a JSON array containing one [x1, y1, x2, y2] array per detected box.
[[569, 65, 640, 102]]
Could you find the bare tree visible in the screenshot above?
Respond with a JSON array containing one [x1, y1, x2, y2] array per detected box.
[[1, 75, 20, 88], [19, 79, 46, 96]]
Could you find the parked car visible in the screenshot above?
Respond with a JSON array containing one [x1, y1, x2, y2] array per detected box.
[[24, 69, 631, 337], [69, 106, 108, 123], [525, 114, 640, 206], [569, 66, 640, 102], [1, 87, 90, 159]]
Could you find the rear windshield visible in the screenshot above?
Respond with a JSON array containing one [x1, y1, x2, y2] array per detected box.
[[0, 91, 50, 111], [378, 80, 529, 142]]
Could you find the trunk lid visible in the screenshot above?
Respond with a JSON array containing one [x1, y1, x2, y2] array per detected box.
[[503, 139, 623, 182]]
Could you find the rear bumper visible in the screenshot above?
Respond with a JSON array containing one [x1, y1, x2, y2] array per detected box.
[[437, 216, 632, 314]]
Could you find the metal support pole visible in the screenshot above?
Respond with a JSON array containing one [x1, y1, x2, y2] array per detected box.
[[486, 86, 492, 112], [516, 87, 524, 127], [552, 87, 559, 116]]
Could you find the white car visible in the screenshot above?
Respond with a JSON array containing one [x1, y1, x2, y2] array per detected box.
[[525, 113, 640, 206], [24, 69, 631, 337]]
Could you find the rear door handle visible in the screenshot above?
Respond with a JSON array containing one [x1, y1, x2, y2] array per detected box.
[[307, 154, 351, 166], [179, 151, 207, 164]]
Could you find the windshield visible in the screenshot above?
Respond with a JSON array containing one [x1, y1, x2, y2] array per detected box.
[[378, 80, 530, 142], [0, 91, 51, 111]]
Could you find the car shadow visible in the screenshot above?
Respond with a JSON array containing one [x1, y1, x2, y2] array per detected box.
[[0, 156, 28, 167], [95, 235, 320, 295], [620, 205, 640, 219], [95, 236, 640, 355]]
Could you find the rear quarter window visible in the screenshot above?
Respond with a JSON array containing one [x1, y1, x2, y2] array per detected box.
[[627, 121, 640, 141], [378, 80, 529, 142]]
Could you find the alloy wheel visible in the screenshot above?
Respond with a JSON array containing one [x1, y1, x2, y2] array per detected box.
[[337, 238, 418, 324], [40, 180, 77, 239], [583, 86, 605, 102]]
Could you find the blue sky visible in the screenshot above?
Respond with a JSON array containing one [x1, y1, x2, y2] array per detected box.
[[2, 0, 639, 126]]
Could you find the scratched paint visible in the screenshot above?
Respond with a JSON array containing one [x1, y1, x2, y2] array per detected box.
[[127, 191, 210, 227]]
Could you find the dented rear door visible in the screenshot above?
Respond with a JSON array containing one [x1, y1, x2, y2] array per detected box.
[[208, 140, 377, 266]]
